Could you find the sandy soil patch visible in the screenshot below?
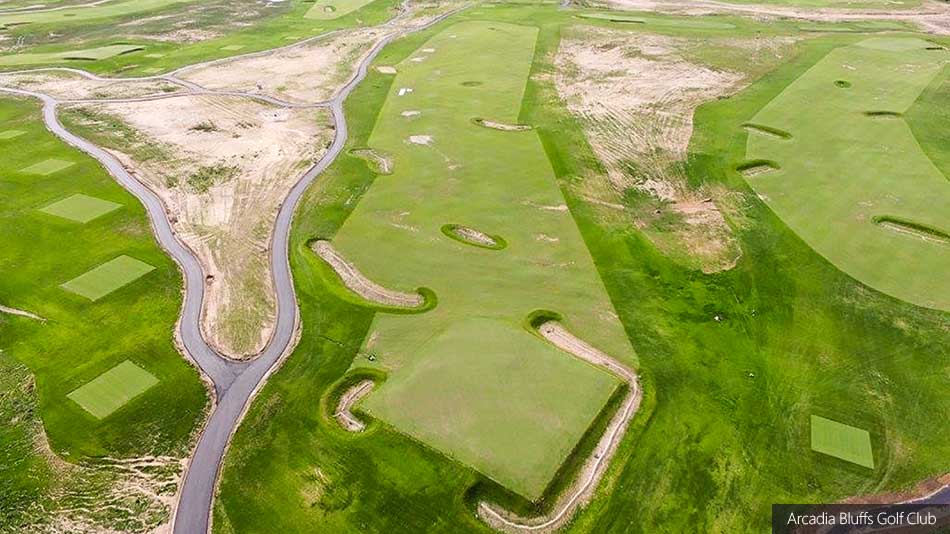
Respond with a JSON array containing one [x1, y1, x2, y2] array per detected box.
[[474, 118, 533, 131], [350, 147, 393, 174], [376, 65, 397, 74], [334, 379, 375, 432], [0, 303, 45, 321], [479, 321, 641, 534], [554, 28, 791, 272], [65, 95, 332, 358], [0, 70, 181, 101], [408, 134, 433, 145], [179, 28, 385, 105], [312, 240, 424, 308], [401, 110, 421, 117]]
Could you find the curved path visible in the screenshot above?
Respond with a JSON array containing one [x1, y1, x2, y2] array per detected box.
[[0, 6, 461, 534]]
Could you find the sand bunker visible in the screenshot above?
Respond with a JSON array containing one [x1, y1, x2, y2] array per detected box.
[[873, 215, 950, 245], [312, 240, 425, 308], [0, 304, 45, 321], [64, 96, 332, 358], [479, 320, 641, 534], [179, 28, 385, 105], [554, 28, 768, 273], [441, 223, 506, 249], [335, 379, 375, 432], [738, 160, 778, 177], [742, 122, 792, 139], [473, 117, 533, 131], [408, 134, 433, 145]]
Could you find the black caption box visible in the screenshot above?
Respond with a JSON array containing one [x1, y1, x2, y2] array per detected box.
[[773, 503, 950, 534]]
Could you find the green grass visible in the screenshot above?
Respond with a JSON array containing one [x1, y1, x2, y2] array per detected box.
[[214, 8, 950, 533], [304, 0, 376, 20], [0, 0, 191, 28], [329, 20, 633, 500], [61, 255, 155, 301], [67, 360, 159, 419], [0, 129, 25, 140], [39, 193, 122, 223], [0, 44, 146, 66], [577, 12, 736, 29], [0, 97, 206, 530], [906, 64, 950, 182], [745, 37, 950, 311], [20, 158, 74, 176], [810, 415, 875, 469]]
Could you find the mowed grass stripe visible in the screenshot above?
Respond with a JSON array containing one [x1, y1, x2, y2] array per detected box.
[[21, 158, 74, 176], [810, 415, 874, 468], [0, 129, 25, 140], [61, 255, 155, 301], [67, 360, 159, 419], [0, 44, 145, 67], [745, 38, 950, 310], [40, 193, 122, 223]]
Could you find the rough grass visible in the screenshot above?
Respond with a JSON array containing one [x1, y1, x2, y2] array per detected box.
[[745, 37, 950, 311], [0, 97, 207, 530]]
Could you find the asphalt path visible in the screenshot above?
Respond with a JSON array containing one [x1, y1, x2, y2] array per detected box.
[[1, 7, 459, 533]]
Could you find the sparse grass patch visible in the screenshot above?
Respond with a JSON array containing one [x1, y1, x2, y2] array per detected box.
[[186, 163, 238, 193]]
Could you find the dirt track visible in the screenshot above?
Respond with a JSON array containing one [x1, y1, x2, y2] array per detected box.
[[313, 240, 424, 308], [335, 379, 375, 432], [478, 321, 642, 534]]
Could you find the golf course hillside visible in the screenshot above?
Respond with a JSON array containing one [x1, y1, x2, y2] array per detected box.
[[745, 36, 950, 311], [1, 0, 948, 533]]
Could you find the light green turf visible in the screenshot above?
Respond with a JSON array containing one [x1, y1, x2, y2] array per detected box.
[[219, 45, 245, 51], [810, 415, 874, 468], [304, 0, 374, 20], [20, 158, 74, 175], [0, 0, 190, 28], [745, 38, 950, 311], [332, 21, 634, 500], [0, 44, 144, 66], [0, 129, 25, 140], [61, 255, 155, 301], [364, 318, 617, 499], [40, 193, 121, 223], [67, 360, 159, 419], [577, 12, 736, 29]]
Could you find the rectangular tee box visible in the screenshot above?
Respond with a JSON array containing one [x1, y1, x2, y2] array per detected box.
[[40, 193, 122, 223], [21, 158, 75, 176], [67, 360, 159, 419], [61, 255, 155, 301], [810, 415, 875, 468]]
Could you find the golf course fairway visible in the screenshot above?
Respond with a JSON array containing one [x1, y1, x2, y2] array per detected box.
[[327, 20, 635, 500], [745, 37, 950, 311]]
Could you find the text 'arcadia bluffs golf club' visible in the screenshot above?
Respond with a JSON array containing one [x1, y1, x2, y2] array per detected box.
[[0, 0, 947, 533]]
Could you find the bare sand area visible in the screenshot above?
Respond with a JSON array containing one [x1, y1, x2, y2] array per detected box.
[[0, 70, 181, 101]]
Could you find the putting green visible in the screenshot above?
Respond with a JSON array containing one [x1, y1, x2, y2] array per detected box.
[[0, 44, 145, 66], [0, 129, 25, 140], [332, 21, 635, 499], [20, 158, 74, 175], [304, 0, 374, 20], [810, 415, 874, 468], [40, 193, 122, 223], [67, 360, 159, 419], [0, 0, 191, 28], [745, 38, 950, 311], [61, 255, 155, 301]]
